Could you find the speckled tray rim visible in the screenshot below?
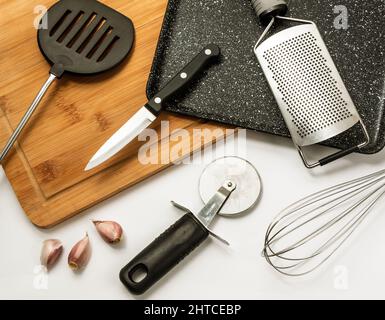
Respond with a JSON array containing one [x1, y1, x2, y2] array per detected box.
[[146, 0, 385, 155]]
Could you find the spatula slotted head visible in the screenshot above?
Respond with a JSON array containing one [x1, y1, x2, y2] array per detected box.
[[38, 0, 134, 75]]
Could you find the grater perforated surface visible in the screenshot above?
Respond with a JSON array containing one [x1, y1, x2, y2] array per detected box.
[[256, 23, 360, 146], [263, 31, 354, 139]]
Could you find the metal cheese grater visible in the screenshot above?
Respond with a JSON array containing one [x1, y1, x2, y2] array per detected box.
[[252, 0, 370, 168]]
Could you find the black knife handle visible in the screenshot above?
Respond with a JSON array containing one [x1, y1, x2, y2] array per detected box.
[[145, 44, 221, 115], [119, 213, 209, 295]]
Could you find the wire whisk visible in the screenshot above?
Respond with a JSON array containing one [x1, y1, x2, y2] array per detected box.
[[263, 168, 385, 276]]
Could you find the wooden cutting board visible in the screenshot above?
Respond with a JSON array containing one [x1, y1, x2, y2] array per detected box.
[[0, 0, 227, 228]]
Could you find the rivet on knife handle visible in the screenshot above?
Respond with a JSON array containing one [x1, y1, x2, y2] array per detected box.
[[146, 44, 221, 115]]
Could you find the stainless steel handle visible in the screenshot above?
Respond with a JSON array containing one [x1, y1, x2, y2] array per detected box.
[[0, 73, 57, 163]]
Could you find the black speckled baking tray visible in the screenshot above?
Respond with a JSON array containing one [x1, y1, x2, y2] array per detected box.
[[147, 0, 385, 154]]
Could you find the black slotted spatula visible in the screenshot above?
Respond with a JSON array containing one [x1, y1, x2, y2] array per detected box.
[[0, 0, 134, 163]]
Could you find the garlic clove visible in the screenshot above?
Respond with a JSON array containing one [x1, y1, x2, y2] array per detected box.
[[93, 220, 123, 244], [40, 239, 63, 270], [68, 233, 91, 270]]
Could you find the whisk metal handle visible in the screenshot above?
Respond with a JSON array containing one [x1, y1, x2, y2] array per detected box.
[[0, 73, 57, 163]]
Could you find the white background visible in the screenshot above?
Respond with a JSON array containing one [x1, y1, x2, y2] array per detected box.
[[1, 131, 385, 300]]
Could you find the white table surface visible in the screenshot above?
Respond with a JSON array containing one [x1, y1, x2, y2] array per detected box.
[[1, 131, 385, 300]]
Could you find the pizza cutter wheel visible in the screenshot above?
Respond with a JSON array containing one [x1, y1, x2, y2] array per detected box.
[[199, 156, 262, 215]]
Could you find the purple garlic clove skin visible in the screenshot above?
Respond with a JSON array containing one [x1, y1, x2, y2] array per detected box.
[[40, 239, 63, 271], [68, 233, 91, 270], [93, 220, 123, 244]]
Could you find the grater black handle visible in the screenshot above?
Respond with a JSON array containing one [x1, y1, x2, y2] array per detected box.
[[146, 44, 220, 115], [251, 0, 288, 22], [319, 146, 360, 166], [119, 213, 209, 295]]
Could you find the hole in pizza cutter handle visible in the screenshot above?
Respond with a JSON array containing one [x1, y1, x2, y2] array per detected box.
[[129, 264, 148, 283]]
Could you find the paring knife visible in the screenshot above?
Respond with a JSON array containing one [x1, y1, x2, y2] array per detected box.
[[85, 44, 221, 171]]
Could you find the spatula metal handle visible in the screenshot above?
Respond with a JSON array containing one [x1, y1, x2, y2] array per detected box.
[[0, 73, 57, 163], [120, 213, 209, 295], [146, 44, 220, 115]]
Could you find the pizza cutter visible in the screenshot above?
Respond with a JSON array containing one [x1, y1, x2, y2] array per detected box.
[[120, 156, 262, 295], [0, 0, 134, 163]]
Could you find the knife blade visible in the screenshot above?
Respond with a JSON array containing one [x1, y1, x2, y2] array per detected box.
[[85, 44, 221, 171]]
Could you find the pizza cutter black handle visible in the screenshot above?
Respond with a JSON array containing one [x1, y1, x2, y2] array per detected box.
[[146, 44, 221, 115], [119, 213, 209, 295]]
